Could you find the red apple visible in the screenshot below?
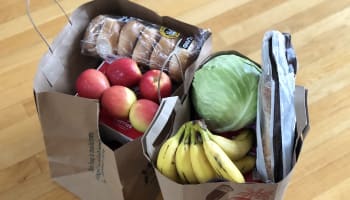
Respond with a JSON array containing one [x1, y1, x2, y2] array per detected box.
[[101, 86, 137, 119], [75, 69, 110, 99], [139, 70, 172, 102], [105, 57, 142, 87], [129, 99, 159, 133]]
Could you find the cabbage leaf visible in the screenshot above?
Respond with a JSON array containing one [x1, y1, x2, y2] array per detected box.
[[191, 54, 261, 132]]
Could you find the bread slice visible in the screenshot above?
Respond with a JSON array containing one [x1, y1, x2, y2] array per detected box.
[[95, 18, 122, 59], [132, 26, 160, 65], [81, 15, 106, 57], [168, 37, 197, 82], [149, 36, 178, 70], [117, 20, 145, 57]]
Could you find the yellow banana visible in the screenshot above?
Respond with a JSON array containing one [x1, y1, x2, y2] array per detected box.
[[207, 129, 254, 161], [175, 124, 198, 184], [190, 124, 217, 183], [196, 121, 245, 183], [234, 155, 256, 174], [156, 122, 186, 183]]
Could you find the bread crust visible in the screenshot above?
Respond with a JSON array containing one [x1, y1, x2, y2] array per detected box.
[[149, 36, 178, 70], [117, 20, 145, 57], [168, 37, 197, 82], [95, 18, 122, 58], [132, 26, 160, 65], [81, 15, 106, 56]]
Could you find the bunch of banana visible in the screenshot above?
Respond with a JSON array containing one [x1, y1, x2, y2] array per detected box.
[[189, 124, 217, 183], [175, 124, 198, 183], [156, 120, 256, 184], [156, 123, 187, 183]]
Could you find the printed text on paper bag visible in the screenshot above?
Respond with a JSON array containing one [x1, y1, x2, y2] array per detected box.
[[88, 132, 106, 183]]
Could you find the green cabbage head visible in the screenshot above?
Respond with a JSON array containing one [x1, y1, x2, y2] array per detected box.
[[191, 54, 261, 132]]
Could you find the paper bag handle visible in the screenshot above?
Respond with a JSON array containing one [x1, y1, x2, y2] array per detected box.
[[25, 0, 72, 54], [142, 97, 179, 160]]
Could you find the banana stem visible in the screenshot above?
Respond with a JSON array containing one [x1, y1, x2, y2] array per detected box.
[[235, 129, 252, 140], [190, 124, 197, 145], [196, 126, 210, 142], [174, 122, 187, 140], [190, 120, 207, 141], [183, 123, 191, 144]]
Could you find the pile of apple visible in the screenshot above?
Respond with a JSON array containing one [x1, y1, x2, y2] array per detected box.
[[75, 57, 172, 133]]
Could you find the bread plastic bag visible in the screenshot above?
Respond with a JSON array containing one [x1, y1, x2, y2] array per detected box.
[[256, 31, 297, 182], [81, 15, 211, 82]]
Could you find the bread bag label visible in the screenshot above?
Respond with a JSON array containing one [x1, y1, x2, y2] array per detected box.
[[159, 26, 180, 39], [179, 36, 194, 49]]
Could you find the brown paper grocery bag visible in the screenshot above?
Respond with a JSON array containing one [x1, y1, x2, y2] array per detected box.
[[141, 51, 309, 200], [32, 0, 211, 199], [142, 89, 308, 200], [35, 91, 160, 200], [36, 92, 123, 199]]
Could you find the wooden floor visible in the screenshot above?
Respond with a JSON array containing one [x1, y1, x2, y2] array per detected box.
[[0, 0, 349, 199]]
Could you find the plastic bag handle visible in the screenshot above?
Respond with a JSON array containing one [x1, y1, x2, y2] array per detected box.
[[25, 0, 72, 54], [157, 42, 183, 102]]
